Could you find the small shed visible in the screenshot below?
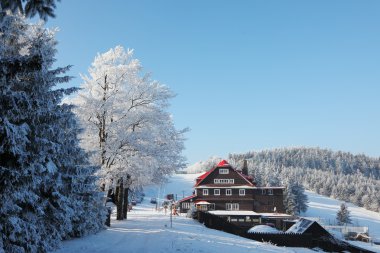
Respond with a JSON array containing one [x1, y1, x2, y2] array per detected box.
[[286, 218, 330, 237]]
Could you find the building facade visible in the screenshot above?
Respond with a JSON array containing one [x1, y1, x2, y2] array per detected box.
[[179, 160, 285, 214]]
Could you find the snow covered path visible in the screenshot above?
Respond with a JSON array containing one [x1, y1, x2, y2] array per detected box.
[[53, 202, 312, 253]]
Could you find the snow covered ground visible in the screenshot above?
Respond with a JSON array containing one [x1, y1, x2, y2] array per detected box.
[[52, 173, 380, 253], [53, 173, 314, 253], [304, 191, 380, 239]]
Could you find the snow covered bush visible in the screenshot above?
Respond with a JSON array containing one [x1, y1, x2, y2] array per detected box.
[[0, 13, 105, 253]]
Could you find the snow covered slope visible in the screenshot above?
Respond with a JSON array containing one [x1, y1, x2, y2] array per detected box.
[[304, 191, 380, 239]]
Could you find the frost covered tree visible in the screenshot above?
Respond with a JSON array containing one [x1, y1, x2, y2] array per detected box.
[[72, 46, 187, 218], [0, 0, 60, 21], [283, 181, 308, 215], [0, 13, 104, 253], [336, 203, 352, 225], [185, 156, 223, 173], [229, 147, 380, 213]]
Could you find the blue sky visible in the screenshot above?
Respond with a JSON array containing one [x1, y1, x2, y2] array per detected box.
[[48, 0, 380, 164]]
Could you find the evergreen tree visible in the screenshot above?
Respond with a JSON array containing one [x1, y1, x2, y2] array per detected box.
[[283, 181, 308, 215], [283, 183, 297, 215], [0, 13, 104, 253], [229, 147, 380, 213], [0, 0, 60, 21], [336, 203, 352, 225]]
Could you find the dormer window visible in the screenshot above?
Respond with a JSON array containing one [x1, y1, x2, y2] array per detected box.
[[219, 168, 229, 174]]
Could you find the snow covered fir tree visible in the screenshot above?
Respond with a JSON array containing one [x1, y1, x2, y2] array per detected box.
[[283, 181, 308, 215], [336, 203, 352, 226], [0, 13, 105, 253]]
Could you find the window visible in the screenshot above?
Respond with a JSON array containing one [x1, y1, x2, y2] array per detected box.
[[198, 205, 208, 211], [226, 203, 239, 210], [226, 189, 232, 196], [182, 202, 191, 209], [239, 189, 245, 196], [261, 189, 266, 195], [219, 168, 229, 174], [214, 189, 220, 195], [268, 189, 273, 195], [203, 189, 209, 196], [214, 179, 234, 184]]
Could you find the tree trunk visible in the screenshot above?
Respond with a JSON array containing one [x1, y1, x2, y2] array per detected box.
[[114, 185, 119, 205], [123, 187, 129, 219], [116, 177, 124, 220]]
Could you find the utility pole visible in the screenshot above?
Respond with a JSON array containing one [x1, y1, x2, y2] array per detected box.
[[170, 201, 173, 228]]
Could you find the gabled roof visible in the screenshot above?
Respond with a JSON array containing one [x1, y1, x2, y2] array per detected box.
[[194, 160, 254, 187], [286, 218, 330, 236], [217, 160, 229, 167], [177, 195, 196, 203], [195, 160, 230, 183]]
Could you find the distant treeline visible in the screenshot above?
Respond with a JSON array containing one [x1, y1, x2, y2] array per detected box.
[[228, 147, 380, 212]]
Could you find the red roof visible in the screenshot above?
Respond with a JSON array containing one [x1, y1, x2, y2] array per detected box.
[[194, 160, 232, 187], [178, 195, 196, 203], [197, 170, 211, 180], [217, 160, 229, 167], [194, 159, 254, 187]]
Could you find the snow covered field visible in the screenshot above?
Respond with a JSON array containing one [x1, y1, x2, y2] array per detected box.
[[304, 191, 380, 239], [52, 173, 380, 253]]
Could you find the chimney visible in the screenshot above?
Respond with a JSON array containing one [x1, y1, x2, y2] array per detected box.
[[242, 159, 248, 176]]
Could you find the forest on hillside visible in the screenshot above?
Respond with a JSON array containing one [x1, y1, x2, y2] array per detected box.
[[228, 147, 380, 212]]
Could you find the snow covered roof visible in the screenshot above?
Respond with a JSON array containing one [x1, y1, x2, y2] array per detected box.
[[195, 201, 211, 205], [247, 225, 281, 234], [259, 213, 293, 218], [208, 210, 260, 216], [286, 218, 315, 234]]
